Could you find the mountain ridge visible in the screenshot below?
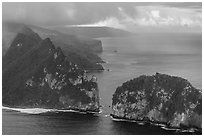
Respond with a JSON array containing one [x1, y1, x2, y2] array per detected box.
[[3, 28, 100, 112], [2, 22, 104, 71]]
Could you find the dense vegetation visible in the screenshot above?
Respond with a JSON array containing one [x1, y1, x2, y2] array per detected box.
[[3, 27, 100, 112], [112, 73, 202, 128], [3, 22, 104, 71]]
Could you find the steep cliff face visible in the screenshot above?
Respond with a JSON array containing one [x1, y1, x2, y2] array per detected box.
[[2, 22, 104, 71], [3, 27, 100, 112], [112, 73, 202, 129]]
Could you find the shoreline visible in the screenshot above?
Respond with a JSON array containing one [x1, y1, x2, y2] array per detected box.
[[2, 106, 101, 115], [110, 114, 201, 133]]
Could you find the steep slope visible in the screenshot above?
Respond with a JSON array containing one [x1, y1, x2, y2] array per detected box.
[[3, 28, 100, 112], [2, 22, 104, 71], [112, 73, 202, 129], [3, 26, 41, 68]]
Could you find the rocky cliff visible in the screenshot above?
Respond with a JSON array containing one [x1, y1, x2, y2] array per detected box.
[[3, 22, 104, 71], [3, 27, 100, 113], [112, 73, 202, 129]]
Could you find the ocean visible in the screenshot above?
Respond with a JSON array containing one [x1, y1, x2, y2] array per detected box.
[[2, 33, 202, 135]]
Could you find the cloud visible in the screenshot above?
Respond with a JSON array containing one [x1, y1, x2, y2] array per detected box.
[[118, 5, 202, 30], [2, 3, 77, 26], [70, 17, 126, 30], [151, 10, 160, 18], [2, 2, 202, 32], [74, 3, 201, 32], [118, 7, 123, 11], [65, 9, 76, 19]]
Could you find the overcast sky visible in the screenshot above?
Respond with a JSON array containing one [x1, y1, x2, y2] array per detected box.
[[2, 2, 202, 33]]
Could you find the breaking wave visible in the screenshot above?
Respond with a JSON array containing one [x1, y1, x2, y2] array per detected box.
[[160, 126, 180, 131], [2, 106, 100, 115], [111, 116, 146, 125], [110, 116, 200, 133]]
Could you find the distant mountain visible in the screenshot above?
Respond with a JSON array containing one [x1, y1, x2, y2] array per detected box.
[[3, 27, 100, 112], [2, 22, 104, 71], [49, 26, 135, 38]]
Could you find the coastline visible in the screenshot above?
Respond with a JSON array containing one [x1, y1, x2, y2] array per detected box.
[[2, 106, 101, 115], [110, 114, 202, 133]]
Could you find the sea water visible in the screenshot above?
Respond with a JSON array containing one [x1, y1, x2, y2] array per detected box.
[[3, 33, 202, 135]]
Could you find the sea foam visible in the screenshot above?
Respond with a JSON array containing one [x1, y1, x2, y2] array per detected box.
[[2, 106, 54, 114], [2, 106, 98, 115], [111, 116, 145, 125]]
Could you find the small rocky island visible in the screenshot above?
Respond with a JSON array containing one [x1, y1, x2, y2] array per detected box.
[[112, 73, 202, 129], [3, 27, 100, 113]]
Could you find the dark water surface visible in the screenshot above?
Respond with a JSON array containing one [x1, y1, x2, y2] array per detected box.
[[2, 33, 202, 135], [3, 110, 201, 135]]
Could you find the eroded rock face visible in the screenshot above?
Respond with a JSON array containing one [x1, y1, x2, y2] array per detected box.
[[3, 27, 100, 112], [112, 73, 202, 128]]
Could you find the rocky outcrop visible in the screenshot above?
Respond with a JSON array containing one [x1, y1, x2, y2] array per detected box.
[[3, 27, 100, 113], [112, 73, 202, 129]]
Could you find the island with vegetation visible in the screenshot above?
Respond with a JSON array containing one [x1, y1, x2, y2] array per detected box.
[[112, 73, 202, 129], [3, 27, 100, 113]]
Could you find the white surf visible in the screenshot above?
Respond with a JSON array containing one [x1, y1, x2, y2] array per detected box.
[[2, 106, 99, 115]]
